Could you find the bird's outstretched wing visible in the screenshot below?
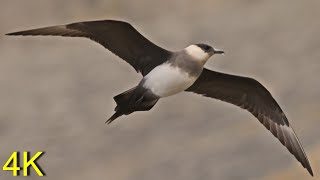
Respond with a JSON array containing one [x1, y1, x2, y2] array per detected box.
[[186, 68, 313, 176], [6, 20, 172, 76]]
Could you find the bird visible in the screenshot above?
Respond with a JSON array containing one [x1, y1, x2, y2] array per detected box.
[[6, 19, 313, 176]]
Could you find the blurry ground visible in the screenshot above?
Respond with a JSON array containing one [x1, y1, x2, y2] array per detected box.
[[1, 0, 320, 180]]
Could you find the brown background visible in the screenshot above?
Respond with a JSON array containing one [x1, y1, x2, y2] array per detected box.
[[1, 0, 320, 179]]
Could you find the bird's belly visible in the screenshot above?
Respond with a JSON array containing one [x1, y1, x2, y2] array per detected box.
[[143, 63, 197, 97]]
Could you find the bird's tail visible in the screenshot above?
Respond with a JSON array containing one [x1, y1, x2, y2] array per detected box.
[[113, 86, 137, 111], [106, 87, 137, 124], [106, 111, 124, 124], [106, 86, 159, 124]]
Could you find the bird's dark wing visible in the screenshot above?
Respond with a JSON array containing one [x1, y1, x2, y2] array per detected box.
[[6, 20, 172, 76], [186, 68, 313, 176]]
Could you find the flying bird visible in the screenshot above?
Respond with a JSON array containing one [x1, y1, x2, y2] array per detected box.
[[6, 19, 313, 176]]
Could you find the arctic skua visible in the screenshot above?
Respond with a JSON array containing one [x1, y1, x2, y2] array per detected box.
[[6, 19, 313, 176]]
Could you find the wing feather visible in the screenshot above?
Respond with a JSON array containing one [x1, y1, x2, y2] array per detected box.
[[186, 68, 313, 176], [6, 20, 172, 76]]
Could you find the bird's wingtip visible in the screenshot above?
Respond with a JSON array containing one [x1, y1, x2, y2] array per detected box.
[[307, 166, 314, 177], [5, 31, 29, 36], [5, 32, 18, 36]]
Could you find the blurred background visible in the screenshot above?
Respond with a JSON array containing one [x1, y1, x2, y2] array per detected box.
[[1, 0, 320, 179]]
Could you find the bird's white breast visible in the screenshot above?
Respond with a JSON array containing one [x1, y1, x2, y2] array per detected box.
[[143, 63, 197, 97]]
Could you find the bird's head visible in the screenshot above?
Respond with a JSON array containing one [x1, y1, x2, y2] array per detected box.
[[184, 43, 224, 64]]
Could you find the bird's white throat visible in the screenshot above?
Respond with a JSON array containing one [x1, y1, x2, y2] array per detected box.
[[185, 45, 210, 63]]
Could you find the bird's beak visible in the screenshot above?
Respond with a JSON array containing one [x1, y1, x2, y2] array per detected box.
[[213, 49, 224, 54]]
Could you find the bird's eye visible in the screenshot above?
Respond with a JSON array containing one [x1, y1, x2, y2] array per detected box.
[[203, 45, 211, 50], [196, 44, 212, 51]]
